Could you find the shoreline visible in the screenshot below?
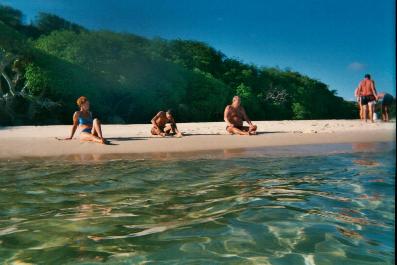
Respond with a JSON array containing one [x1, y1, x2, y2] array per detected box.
[[0, 120, 395, 159]]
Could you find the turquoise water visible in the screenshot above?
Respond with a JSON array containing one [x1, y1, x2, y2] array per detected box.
[[0, 143, 395, 265]]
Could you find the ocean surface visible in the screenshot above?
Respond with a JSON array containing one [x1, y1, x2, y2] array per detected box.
[[0, 142, 395, 265]]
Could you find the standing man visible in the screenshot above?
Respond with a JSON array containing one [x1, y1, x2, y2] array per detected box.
[[357, 74, 378, 122], [224, 96, 257, 135]]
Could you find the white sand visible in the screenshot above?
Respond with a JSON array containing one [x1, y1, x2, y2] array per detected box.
[[0, 120, 395, 158]]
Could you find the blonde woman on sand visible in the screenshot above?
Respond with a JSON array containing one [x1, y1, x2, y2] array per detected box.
[[64, 96, 108, 144]]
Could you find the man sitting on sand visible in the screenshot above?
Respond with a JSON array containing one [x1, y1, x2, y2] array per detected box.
[[151, 110, 182, 137], [224, 96, 257, 135]]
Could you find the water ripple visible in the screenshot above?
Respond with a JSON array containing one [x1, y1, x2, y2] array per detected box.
[[0, 146, 394, 264]]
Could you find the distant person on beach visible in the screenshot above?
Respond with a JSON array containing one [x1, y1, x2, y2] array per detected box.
[[64, 96, 107, 144], [357, 74, 378, 122], [376, 92, 394, 122], [224, 96, 257, 135], [151, 110, 182, 137], [354, 87, 363, 120]]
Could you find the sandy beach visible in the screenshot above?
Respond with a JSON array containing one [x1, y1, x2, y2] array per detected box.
[[0, 120, 395, 159]]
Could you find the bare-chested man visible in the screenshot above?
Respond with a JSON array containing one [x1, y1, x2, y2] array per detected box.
[[151, 110, 182, 137], [224, 96, 257, 135], [357, 74, 378, 122]]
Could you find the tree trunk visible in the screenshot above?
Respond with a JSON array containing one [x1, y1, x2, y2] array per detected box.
[[0, 75, 3, 96], [1, 71, 16, 96]]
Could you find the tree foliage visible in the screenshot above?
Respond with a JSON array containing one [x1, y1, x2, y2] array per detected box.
[[0, 4, 365, 126], [34, 12, 86, 35]]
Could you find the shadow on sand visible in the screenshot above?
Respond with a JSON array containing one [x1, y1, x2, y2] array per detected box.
[[181, 133, 223, 136], [108, 131, 288, 140], [255, 131, 287, 135], [183, 131, 287, 136], [106, 137, 149, 142]]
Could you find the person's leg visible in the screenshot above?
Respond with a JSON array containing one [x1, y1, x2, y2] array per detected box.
[[368, 102, 375, 123], [361, 104, 366, 122], [381, 105, 386, 121], [151, 126, 158, 135], [361, 103, 366, 121], [227, 126, 250, 135], [164, 124, 173, 135], [385, 105, 390, 122], [248, 125, 257, 135], [92, 118, 106, 143], [359, 103, 363, 120], [151, 126, 165, 137], [164, 124, 182, 137], [365, 105, 369, 122], [361, 97, 369, 122], [80, 132, 103, 143]]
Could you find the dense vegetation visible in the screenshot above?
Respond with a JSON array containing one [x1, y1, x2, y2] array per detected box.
[[1, 5, 363, 125]]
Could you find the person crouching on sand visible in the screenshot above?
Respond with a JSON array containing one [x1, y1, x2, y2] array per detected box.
[[65, 96, 107, 144], [224, 96, 257, 135], [376, 92, 394, 122], [150, 110, 182, 137]]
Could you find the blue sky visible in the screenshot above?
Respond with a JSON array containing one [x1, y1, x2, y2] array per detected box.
[[3, 0, 396, 100]]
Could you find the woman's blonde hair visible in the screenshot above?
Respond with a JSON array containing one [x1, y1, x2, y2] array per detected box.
[[76, 96, 88, 107]]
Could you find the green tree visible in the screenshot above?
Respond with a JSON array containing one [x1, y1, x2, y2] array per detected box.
[[24, 63, 49, 96], [292, 102, 308, 119], [1, 5, 359, 125], [34, 13, 85, 35], [236, 83, 253, 99], [0, 5, 22, 28]]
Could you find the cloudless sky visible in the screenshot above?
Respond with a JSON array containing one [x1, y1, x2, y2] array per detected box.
[[3, 0, 396, 100]]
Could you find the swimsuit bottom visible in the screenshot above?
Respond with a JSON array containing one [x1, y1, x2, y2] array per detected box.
[[81, 127, 92, 134], [361, 95, 376, 105]]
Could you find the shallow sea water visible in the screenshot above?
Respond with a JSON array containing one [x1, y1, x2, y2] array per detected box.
[[0, 142, 395, 265]]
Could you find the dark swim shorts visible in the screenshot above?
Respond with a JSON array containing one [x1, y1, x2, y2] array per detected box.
[[361, 95, 376, 105]]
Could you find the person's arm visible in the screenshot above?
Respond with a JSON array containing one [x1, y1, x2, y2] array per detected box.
[[65, 112, 79, 140], [169, 117, 182, 136], [241, 107, 254, 127], [370, 81, 377, 98], [224, 106, 234, 127], [357, 82, 363, 96], [151, 112, 162, 129], [376, 93, 384, 100]]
